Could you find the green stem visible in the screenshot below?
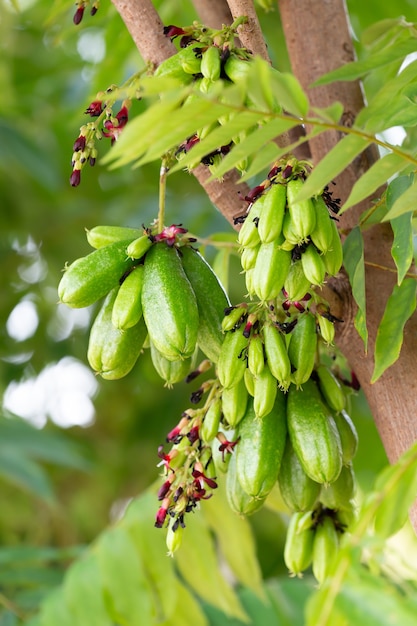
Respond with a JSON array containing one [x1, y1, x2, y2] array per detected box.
[[158, 160, 169, 232]]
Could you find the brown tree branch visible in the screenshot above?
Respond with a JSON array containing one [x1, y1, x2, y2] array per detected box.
[[279, 0, 417, 530], [226, 0, 270, 60], [192, 0, 234, 28]]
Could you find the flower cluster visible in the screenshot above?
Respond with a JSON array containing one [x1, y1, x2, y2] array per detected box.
[[73, 0, 100, 25]]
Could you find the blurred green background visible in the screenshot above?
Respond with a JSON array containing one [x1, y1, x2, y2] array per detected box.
[[1, 0, 417, 621]]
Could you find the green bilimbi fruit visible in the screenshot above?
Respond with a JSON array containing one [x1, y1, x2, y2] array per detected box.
[[245, 268, 255, 297], [252, 235, 292, 301], [154, 48, 198, 83], [301, 244, 326, 286], [333, 410, 358, 465], [126, 235, 153, 260], [180, 246, 230, 363], [257, 183, 287, 244], [317, 314, 335, 345], [180, 46, 203, 75], [278, 438, 321, 512], [141, 243, 199, 361], [111, 265, 144, 330], [287, 379, 343, 484], [217, 325, 248, 389], [221, 305, 247, 332], [282, 211, 300, 248], [240, 244, 260, 271], [236, 394, 287, 499], [224, 53, 251, 83], [226, 448, 267, 516], [221, 377, 248, 427], [200, 45, 221, 81], [284, 511, 315, 576], [149, 341, 193, 387], [253, 363, 277, 419], [288, 312, 317, 387], [322, 219, 343, 276], [320, 463, 356, 510], [200, 396, 222, 443], [244, 368, 255, 397], [286, 178, 316, 243], [247, 334, 265, 377], [87, 288, 147, 380], [312, 516, 339, 585], [284, 260, 312, 302], [316, 364, 346, 413], [310, 195, 334, 254], [58, 240, 135, 309], [263, 323, 292, 391], [86, 225, 142, 249], [237, 196, 265, 248]]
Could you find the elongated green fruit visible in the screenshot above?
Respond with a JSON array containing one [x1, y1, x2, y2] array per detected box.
[[126, 235, 153, 260], [111, 265, 144, 330], [236, 394, 287, 499], [180, 246, 230, 363], [221, 377, 248, 427], [150, 341, 193, 387], [258, 183, 286, 243], [301, 244, 326, 286], [217, 326, 248, 389], [278, 438, 321, 512], [287, 379, 343, 484], [317, 315, 335, 345], [87, 288, 147, 379], [252, 236, 291, 301], [240, 244, 259, 271], [244, 368, 255, 397], [201, 45, 221, 81], [312, 516, 339, 585], [288, 312, 317, 387], [221, 305, 247, 332], [247, 334, 265, 377], [237, 197, 265, 248], [142, 243, 199, 361], [284, 511, 315, 576], [253, 363, 277, 419], [284, 260, 312, 302], [58, 240, 134, 308], [154, 49, 197, 83], [316, 365, 346, 413], [333, 410, 358, 465], [86, 225, 142, 249], [322, 219, 343, 276], [320, 463, 356, 510], [263, 323, 291, 391], [224, 54, 251, 83], [310, 196, 334, 254], [286, 178, 316, 242], [282, 211, 300, 247], [226, 447, 266, 516], [180, 46, 203, 75], [201, 396, 222, 443]]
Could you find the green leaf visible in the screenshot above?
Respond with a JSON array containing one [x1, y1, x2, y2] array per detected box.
[[160, 580, 209, 626], [383, 178, 417, 221], [202, 478, 265, 599], [39, 589, 75, 626], [340, 152, 408, 213], [371, 278, 416, 382], [269, 71, 309, 117], [207, 117, 299, 179], [0, 449, 54, 502], [296, 135, 371, 201], [97, 527, 153, 626], [174, 511, 248, 621], [212, 248, 232, 294], [313, 37, 417, 85], [391, 212, 414, 285], [343, 227, 368, 350], [311, 102, 344, 124], [63, 555, 112, 626]]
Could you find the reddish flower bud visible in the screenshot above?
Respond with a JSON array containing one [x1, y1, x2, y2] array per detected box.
[[85, 100, 103, 117], [155, 498, 170, 528], [187, 425, 199, 444], [73, 135, 86, 152], [73, 6, 85, 25], [70, 169, 81, 187], [163, 25, 186, 39]]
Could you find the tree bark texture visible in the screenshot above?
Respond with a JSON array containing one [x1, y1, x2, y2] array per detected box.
[[111, 0, 417, 527]]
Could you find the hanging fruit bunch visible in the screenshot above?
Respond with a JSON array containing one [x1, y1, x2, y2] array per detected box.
[[62, 15, 361, 585]]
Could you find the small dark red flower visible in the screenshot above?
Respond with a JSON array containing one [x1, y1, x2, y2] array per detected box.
[[85, 100, 103, 117], [192, 468, 217, 491], [163, 25, 186, 39], [73, 6, 85, 25], [70, 169, 81, 187], [73, 135, 86, 152], [217, 434, 240, 462], [155, 498, 170, 528]]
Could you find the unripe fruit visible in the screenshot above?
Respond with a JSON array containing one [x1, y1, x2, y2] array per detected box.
[[253, 363, 277, 419], [263, 323, 292, 391], [58, 240, 134, 308], [237, 198, 264, 248], [286, 178, 316, 242], [150, 341, 193, 387], [221, 305, 247, 332], [126, 235, 153, 260], [282, 211, 300, 247], [284, 260, 312, 303], [200, 396, 222, 443], [111, 265, 144, 330], [316, 365, 346, 413], [288, 312, 317, 387], [310, 196, 334, 254], [180, 246, 230, 363], [287, 379, 343, 484], [317, 314, 335, 345], [301, 244, 326, 286], [278, 438, 321, 512], [320, 463, 356, 510], [226, 447, 267, 516], [252, 236, 291, 301], [86, 225, 142, 249], [87, 288, 147, 379], [244, 368, 255, 397], [257, 183, 287, 244], [312, 516, 339, 585], [217, 326, 248, 389], [247, 334, 265, 377], [235, 394, 287, 499], [200, 45, 221, 81], [154, 49, 197, 83], [221, 377, 249, 427], [322, 219, 343, 276], [224, 54, 251, 83], [284, 511, 315, 576], [240, 244, 260, 271], [142, 243, 199, 361], [333, 410, 358, 465]]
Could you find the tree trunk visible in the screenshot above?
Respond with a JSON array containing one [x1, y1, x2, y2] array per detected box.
[[111, 0, 417, 529]]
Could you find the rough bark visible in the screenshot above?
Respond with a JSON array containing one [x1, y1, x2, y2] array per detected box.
[[193, 0, 233, 28], [279, 0, 417, 528]]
